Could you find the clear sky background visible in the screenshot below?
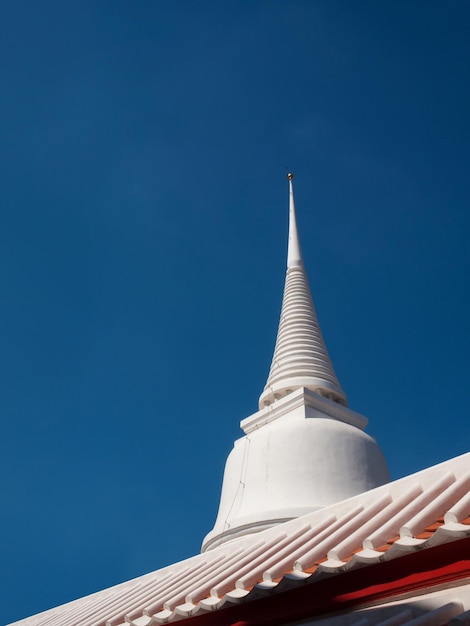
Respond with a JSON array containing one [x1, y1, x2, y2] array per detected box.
[[1, 1, 469, 623]]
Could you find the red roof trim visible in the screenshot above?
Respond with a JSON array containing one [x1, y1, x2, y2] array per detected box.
[[176, 537, 470, 626]]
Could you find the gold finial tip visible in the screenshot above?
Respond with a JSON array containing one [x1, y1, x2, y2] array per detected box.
[[287, 172, 294, 180]]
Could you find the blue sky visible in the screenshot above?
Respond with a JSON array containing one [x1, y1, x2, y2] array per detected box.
[[1, 1, 469, 623]]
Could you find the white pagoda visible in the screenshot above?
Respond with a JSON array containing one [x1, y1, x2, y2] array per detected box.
[[203, 173, 389, 551]]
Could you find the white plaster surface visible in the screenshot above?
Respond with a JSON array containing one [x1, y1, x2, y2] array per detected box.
[[202, 407, 389, 551]]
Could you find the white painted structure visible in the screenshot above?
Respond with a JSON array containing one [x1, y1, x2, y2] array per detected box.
[[202, 175, 389, 552], [8, 174, 469, 626]]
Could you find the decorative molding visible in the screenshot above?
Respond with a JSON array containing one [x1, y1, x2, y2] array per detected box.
[[242, 387, 368, 434]]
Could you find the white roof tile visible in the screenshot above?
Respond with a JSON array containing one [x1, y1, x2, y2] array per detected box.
[[9, 452, 470, 626]]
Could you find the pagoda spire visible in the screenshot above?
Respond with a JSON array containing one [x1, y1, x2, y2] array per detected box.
[[259, 173, 347, 408], [286, 172, 303, 269]]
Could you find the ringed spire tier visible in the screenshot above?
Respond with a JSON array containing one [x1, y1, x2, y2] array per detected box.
[[259, 173, 347, 409]]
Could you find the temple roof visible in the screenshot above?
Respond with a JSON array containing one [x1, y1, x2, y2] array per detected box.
[[9, 452, 470, 626]]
